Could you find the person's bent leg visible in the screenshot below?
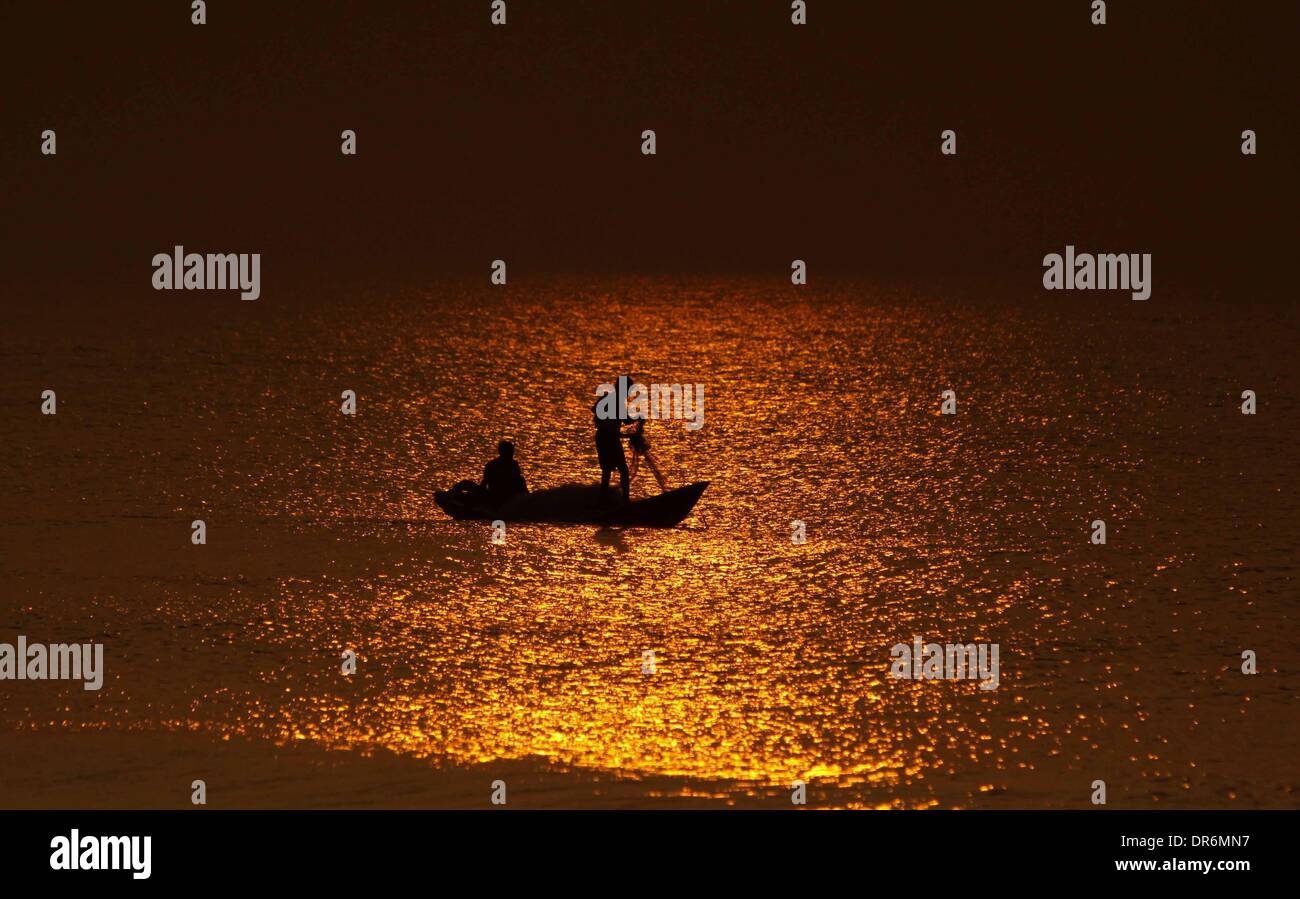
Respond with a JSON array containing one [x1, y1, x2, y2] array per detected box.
[[617, 462, 630, 503]]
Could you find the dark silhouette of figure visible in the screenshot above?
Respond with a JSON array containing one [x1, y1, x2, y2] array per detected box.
[[593, 376, 641, 504], [479, 440, 528, 504]]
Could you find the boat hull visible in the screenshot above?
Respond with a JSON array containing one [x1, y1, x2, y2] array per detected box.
[[434, 481, 709, 528]]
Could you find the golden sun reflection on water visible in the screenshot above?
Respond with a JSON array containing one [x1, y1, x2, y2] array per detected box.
[[10, 278, 1295, 808], [204, 282, 1140, 803]]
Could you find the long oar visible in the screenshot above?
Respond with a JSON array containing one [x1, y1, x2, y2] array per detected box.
[[639, 447, 669, 491], [629, 425, 667, 491]]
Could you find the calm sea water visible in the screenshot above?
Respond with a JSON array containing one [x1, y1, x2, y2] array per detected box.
[[2, 277, 1296, 807]]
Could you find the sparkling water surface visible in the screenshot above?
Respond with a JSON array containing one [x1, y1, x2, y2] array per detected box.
[[2, 277, 1296, 807]]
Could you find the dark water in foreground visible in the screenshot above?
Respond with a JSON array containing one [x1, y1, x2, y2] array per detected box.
[[1, 277, 1296, 807]]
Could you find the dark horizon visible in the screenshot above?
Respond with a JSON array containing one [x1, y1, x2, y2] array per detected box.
[[2, 0, 1296, 291]]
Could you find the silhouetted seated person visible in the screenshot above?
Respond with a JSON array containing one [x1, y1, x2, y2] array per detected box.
[[479, 440, 528, 505]]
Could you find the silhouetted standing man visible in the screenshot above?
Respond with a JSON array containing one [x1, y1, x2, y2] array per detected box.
[[592, 376, 639, 504]]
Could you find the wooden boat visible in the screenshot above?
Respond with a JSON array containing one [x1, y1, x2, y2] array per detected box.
[[434, 481, 708, 528]]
